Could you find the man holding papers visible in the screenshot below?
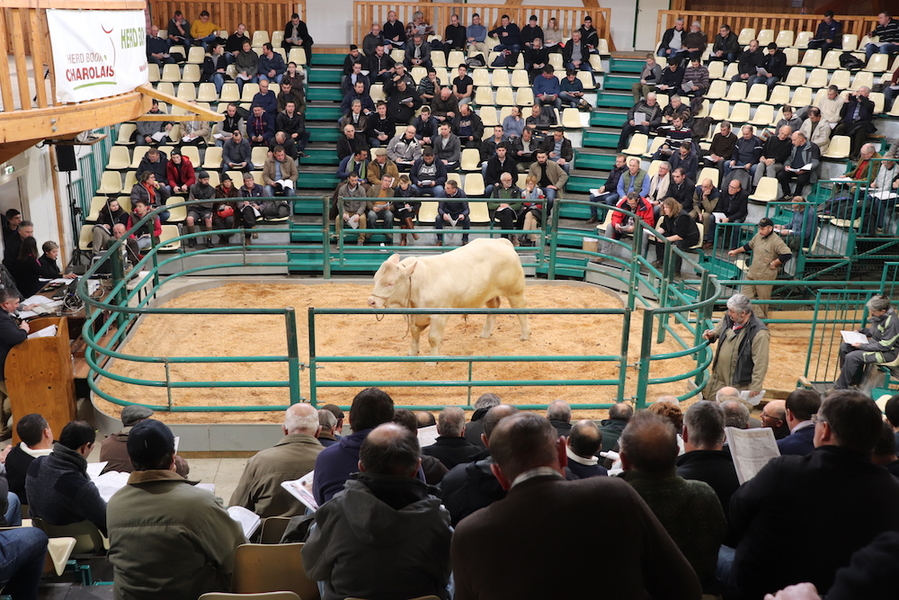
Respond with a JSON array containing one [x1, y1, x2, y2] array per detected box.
[[703, 293, 769, 401], [834, 295, 899, 389]]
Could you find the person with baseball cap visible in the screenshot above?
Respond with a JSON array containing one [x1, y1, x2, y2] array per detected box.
[[107, 419, 245, 599], [99, 405, 190, 477], [727, 218, 792, 319]]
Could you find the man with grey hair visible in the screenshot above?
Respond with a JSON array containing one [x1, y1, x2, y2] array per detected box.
[[303, 423, 452, 600], [452, 411, 701, 599], [599, 402, 634, 453], [423, 407, 481, 470], [834, 295, 899, 389], [656, 18, 686, 60], [721, 400, 750, 429], [677, 401, 740, 523], [465, 393, 501, 448], [318, 408, 339, 447], [833, 86, 876, 160], [229, 403, 323, 517], [546, 400, 572, 437], [703, 293, 770, 401]]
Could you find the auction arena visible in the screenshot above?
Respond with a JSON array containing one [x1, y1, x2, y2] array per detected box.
[[93, 279, 807, 425]]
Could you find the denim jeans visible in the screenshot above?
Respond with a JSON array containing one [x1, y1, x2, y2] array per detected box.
[[0, 528, 49, 600], [5, 491, 21, 526]]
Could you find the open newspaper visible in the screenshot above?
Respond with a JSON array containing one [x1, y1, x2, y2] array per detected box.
[[725, 426, 780, 485], [281, 470, 318, 512], [227, 505, 262, 539]]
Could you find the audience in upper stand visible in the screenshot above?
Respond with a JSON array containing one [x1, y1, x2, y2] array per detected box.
[[189, 10, 218, 51], [777, 131, 821, 199], [363, 23, 386, 57], [732, 40, 765, 83], [807, 11, 842, 54], [451, 411, 702, 600], [466, 14, 488, 54], [225, 23, 250, 60], [412, 106, 438, 146], [752, 43, 787, 90], [617, 92, 662, 152], [657, 18, 686, 60], [282, 13, 314, 64], [655, 60, 685, 96], [490, 15, 522, 54], [26, 421, 107, 535], [258, 43, 286, 85], [230, 404, 323, 517], [382, 11, 405, 49], [108, 419, 245, 600], [681, 55, 709, 97], [146, 25, 174, 66], [442, 14, 467, 56], [562, 30, 592, 73], [533, 65, 562, 110], [864, 11, 899, 61], [710, 24, 740, 63], [385, 77, 422, 125], [404, 34, 432, 70], [834, 87, 876, 161], [166, 11, 190, 47], [234, 40, 259, 94]]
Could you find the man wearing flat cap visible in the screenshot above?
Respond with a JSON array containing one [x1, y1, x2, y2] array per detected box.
[[99, 405, 189, 477], [107, 419, 246, 600]]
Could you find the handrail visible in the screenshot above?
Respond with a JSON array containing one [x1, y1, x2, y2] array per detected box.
[[656, 11, 879, 48], [352, 3, 613, 53]]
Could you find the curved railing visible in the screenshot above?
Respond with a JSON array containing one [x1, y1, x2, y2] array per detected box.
[[79, 196, 723, 413]]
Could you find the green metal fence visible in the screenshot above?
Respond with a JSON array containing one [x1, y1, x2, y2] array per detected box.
[[79, 197, 725, 413]]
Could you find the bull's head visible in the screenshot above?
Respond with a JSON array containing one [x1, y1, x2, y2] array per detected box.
[[368, 254, 417, 308]]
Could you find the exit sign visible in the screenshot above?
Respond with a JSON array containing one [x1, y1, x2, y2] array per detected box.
[[2, 166, 13, 175]]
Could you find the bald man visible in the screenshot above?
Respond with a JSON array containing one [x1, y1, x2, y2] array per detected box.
[[229, 403, 324, 517], [303, 423, 452, 600], [760, 400, 789, 440]]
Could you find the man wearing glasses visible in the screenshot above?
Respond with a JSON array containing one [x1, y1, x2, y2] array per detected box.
[[759, 399, 788, 440]]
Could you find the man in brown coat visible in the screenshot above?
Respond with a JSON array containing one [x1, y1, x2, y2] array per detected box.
[[451, 412, 701, 600], [100, 405, 190, 476], [229, 403, 324, 517]]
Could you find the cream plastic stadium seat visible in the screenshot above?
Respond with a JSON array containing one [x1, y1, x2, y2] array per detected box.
[[805, 68, 828, 89], [821, 50, 842, 70], [448, 51, 465, 68], [155, 82, 175, 99], [548, 53, 564, 71], [589, 54, 603, 71], [864, 54, 890, 73], [509, 70, 529, 88], [800, 49, 821, 68], [158, 225, 182, 251], [562, 108, 582, 128], [168, 45, 186, 57], [33, 519, 107, 555], [226, 171, 244, 185], [288, 48, 306, 65], [202, 146, 223, 170], [828, 70, 851, 89], [749, 104, 775, 126], [486, 51, 501, 68], [745, 84, 769, 103], [205, 171, 220, 187], [642, 137, 666, 158], [178, 146, 201, 167], [431, 52, 447, 69], [491, 69, 511, 88], [775, 31, 794, 48], [417, 201, 439, 224], [435, 69, 450, 84], [577, 71, 595, 89], [177, 83, 197, 101], [692, 98, 709, 118], [890, 100, 899, 117], [870, 92, 885, 114], [461, 148, 481, 171], [231, 543, 318, 600], [790, 87, 813, 108], [698, 167, 720, 187], [498, 106, 514, 122], [196, 83, 218, 102], [793, 31, 813, 49], [147, 63, 160, 83], [705, 79, 727, 100], [271, 31, 284, 48], [411, 66, 427, 82], [723, 62, 740, 81], [251, 30, 270, 47], [645, 160, 663, 178], [822, 135, 850, 159], [708, 100, 730, 121], [165, 197, 187, 223], [515, 88, 534, 106], [474, 86, 494, 105], [161, 64, 181, 82], [463, 173, 486, 196], [219, 83, 240, 103], [512, 54, 525, 70], [783, 47, 799, 66], [707, 61, 724, 80], [78, 225, 93, 251], [756, 30, 775, 47], [168, 123, 180, 140], [469, 202, 490, 223], [853, 72, 874, 91], [107, 146, 131, 170], [390, 49, 405, 63], [725, 82, 747, 102], [812, 88, 829, 107], [187, 46, 205, 65], [116, 123, 137, 145], [728, 102, 751, 123], [495, 87, 515, 106], [597, 39, 610, 55], [481, 128, 494, 141], [247, 146, 267, 167], [841, 34, 859, 52], [472, 68, 491, 86], [748, 177, 780, 203], [240, 83, 260, 103], [738, 28, 756, 46], [120, 171, 137, 194], [480, 107, 499, 127], [784, 67, 807, 87], [622, 133, 648, 156], [656, 93, 669, 108], [85, 197, 110, 222], [763, 85, 787, 106], [369, 84, 385, 103]]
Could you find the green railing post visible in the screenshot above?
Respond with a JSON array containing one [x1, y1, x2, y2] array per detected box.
[[110, 244, 128, 330], [285, 307, 302, 405], [322, 197, 332, 279], [307, 307, 318, 406], [627, 224, 642, 311], [634, 303, 655, 409], [619, 307, 632, 403], [547, 198, 561, 280]]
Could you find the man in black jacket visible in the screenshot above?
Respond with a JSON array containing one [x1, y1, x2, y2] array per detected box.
[[384, 78, 422, 125], [282, 13, 313, 64], [731, 39, 765, 83], [482, 143, 517, 197], [597, 402, 633, 453], [706, 178, 749, 249], [5, 413, 53, 505], [833, 87, 876, 160], [422, 407, 482, 470], [750, 43, 787, 89], [464, 394, 500, 448], [709, 24, 740, 63], [0, 287, 27, 440]]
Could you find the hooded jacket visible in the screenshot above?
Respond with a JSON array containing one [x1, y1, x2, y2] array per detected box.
[[303, 473, 452, 600]]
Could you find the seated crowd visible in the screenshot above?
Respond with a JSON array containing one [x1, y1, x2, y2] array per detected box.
[[4, 387, 899, 600], [1, 210, 76, 298]]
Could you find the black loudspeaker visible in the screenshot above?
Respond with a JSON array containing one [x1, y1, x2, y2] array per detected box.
[[56, 145, 77, 171]]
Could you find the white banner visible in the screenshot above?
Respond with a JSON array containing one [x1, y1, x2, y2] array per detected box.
[[47, 10, 149, 104]]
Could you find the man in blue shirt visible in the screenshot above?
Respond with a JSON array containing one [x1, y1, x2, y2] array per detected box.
[[533, 65, 562, 110]]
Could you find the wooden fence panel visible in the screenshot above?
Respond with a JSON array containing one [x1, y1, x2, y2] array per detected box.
[[353, 3, 613, 53], [656, 11, 879, 48]]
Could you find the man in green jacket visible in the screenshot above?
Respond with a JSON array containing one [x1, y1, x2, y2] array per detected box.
[[107, 419, 245, 600]]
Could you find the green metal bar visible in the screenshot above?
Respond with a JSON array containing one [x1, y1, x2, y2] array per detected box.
[[308, 306, 318, 407], [312, 354, 621, 363], [285, 307, 301, 405], [314, 378, 622, 388]]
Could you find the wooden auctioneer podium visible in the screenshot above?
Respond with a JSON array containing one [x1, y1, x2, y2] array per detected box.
[[7, 317, 77, 444]]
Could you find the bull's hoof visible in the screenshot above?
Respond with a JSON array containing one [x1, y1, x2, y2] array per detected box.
[[520, 334, 530, 341], [480, 333, 493, 339]]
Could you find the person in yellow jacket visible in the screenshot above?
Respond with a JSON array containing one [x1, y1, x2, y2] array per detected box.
[[190, 10, 219, 51]]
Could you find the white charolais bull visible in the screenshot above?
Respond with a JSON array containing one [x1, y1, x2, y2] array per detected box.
[[367, 238, 530, 356]]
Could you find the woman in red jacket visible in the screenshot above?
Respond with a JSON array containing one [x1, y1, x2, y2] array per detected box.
[[166, 150, 196, 195]]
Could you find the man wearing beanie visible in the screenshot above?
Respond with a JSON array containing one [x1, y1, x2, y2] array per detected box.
[[107, 419, 245, 599], [99, 405, 190, 477]]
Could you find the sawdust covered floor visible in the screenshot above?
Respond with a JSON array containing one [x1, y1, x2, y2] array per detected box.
[[96, 282, 809, 424]]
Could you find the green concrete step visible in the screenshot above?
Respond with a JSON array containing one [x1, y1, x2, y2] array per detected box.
[[574, 151, 616, 170], [594, 92, 634, 109], [603, 75, 639, 91], [308, 69, 343, 84], [312, 54, 345, 66], [590, 110, 626, 127], [296, 172, 341, 190], [307, 127, 340, 143], [558, 203, 593, 220], [287, 250, 390, 274], [535, 255, 586, 278], [609, 58, 645, 74], [305, 105, 343, 121], [566, 174, 603, 194], [300, 147, 340, 166], [308, 87, 344, 102], [582, 130, 619, 149]]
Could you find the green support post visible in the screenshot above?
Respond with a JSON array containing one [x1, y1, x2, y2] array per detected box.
[[285, 307, 302, 405], [307, 307, 318, 406]]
